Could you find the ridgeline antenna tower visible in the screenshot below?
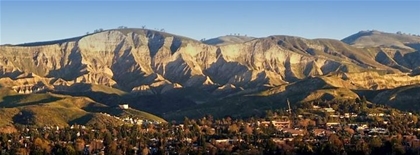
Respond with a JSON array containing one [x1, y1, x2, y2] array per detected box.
[[287, 99, 292, 115]]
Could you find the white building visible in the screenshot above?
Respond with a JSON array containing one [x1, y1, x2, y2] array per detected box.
[[119, 104, 129, 109]]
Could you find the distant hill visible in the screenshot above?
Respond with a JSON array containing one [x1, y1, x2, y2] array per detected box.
[[342, 30, 420, 50], [203, 35, 255, 45]]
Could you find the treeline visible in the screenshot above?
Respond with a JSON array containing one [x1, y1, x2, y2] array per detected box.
[[86, 25, 167, 35]]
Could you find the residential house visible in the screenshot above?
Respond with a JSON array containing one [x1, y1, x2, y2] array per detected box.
[[119, 104, 129, 109], [323, 108, 335, 113], [282, 128, 305, 137], [272, 120, 291, 129], [326, 122, 340, 128]]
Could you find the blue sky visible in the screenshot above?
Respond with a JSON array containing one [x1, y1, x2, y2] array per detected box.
[[1, 1, 420, 44]]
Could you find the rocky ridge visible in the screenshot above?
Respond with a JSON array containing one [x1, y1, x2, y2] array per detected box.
[[1, 29, 420, 119]]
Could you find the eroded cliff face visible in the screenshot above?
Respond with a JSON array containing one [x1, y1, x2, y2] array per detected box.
[[1, 29, 420, 97]]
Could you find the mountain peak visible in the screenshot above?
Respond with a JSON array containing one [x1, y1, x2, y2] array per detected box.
[[202, 35, 256, 46], [12, 28, 199, 47], [342, 30, 420, 50]]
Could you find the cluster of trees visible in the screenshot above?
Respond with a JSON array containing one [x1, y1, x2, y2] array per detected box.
[[228, 33, 247, 36], [93, 28, 104, 33], [118, 26, 128, 29], [86, 28, 104, 35], [85, 25, 154, 35], [396, 31, 420, 37]]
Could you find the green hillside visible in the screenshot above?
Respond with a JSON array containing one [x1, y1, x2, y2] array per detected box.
[[0, 89, 166, 127]]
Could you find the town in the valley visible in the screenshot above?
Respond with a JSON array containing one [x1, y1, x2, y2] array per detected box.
[[1, 99, 420, 155]]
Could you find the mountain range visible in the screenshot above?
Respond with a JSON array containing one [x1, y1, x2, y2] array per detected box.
[[1, 28, 420, 126]]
